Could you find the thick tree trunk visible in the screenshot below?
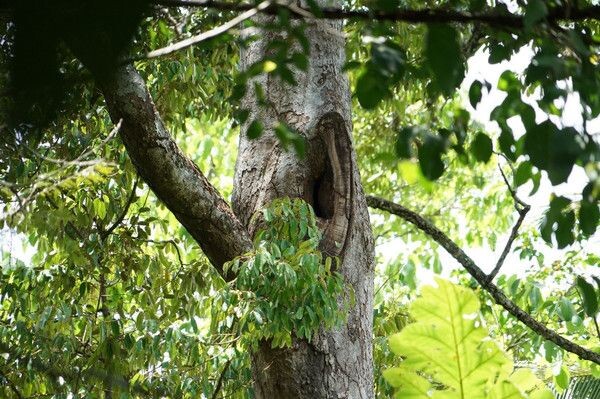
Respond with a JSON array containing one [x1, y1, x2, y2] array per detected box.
[[232, 5, 375, 398]]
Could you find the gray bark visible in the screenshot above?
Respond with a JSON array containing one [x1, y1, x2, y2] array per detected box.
[[98, 65, 253, 273], [233, 6, 375, 398]]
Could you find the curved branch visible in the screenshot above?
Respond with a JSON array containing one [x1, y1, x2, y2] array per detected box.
[[366, 195, 600, 365], [97, 64, 252, 275]]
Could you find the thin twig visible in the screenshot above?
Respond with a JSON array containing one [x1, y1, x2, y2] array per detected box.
[[211, 359, 232, 399], [486, 166, 531, 282], [0, 370, 24, 399], [366, 195, 600, 365], [101, 177, 140, 240], [130, 1, 272, 62]]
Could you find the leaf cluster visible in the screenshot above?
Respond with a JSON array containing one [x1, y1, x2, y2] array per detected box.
[[219, 198, 348, 348]]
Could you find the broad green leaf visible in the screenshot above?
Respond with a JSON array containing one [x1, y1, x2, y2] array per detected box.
[[575, 276, 599, 317], [371, 41, 406, 81], [580, 199, 599, 236], [247, 119, 263, 139], [356, 66, 387, 109], [514, 161, 532, 187], [387, 279, 520, 398], [418, 134, 445, 180], [470, 132, 493, 163], [557, 297, 575, 322], [524, 0, 548, 30], [383, 366, 431, 397], [469, 80, 483, 109], [555, 366, 570, 390], [425, 24, 464, 96]]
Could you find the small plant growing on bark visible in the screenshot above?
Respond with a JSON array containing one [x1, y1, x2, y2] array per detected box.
[[215, 198, 349, 348]]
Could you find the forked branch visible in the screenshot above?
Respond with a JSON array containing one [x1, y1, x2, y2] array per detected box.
[[366, 195, 600, 365], [486, 166, 530, 282]]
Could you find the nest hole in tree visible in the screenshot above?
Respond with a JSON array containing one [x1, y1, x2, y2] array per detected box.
[[312, 154, 335, 219]]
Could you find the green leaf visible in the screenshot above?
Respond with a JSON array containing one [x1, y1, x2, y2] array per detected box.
[[580, 199, 599, 236], [524, 123, 582, 185], [371, 41, 406, 81], [555, 366, 570, 390], [418, 134, 445, 180], [386, 279, 515, 398], [469, 80, 483, 109], [497, 70, 521, 92], [355, 67, 387, 109], [514, 161, 532, 187], [247, 120, 264, 139], [470, 132, 493, 163], [382, 366, 431, 394], [425, 24, 465, 96], [541, 196, 576, 248], [575, 276, 599, 317], [557, 297, 575, 322], [395, 126, 417, 159], [274, 123, 306, 157], [524, 0, 548, 30]]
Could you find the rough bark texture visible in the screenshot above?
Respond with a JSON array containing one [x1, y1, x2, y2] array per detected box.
[[233, 5, 375, 398], [98, 65, 253, 273]]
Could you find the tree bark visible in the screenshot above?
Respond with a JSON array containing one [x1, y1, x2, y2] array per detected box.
[[233, 4, 375, 398], [97, 64, 253, 274]]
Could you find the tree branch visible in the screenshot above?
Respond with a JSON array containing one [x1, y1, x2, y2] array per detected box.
[[155, 1, 600, 28], [0, 370, 23, 399], [486, 166, 530, 282], [366, 195, 600, 365], [211, 358, 232, 399], [100, 176, 139, 240], [130, 0, 272, 62], [97, 64, 252, 276]]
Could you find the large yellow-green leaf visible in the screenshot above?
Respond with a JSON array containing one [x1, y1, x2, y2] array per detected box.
[[384, 279, 549, 399], [382, 366, 431, 398]]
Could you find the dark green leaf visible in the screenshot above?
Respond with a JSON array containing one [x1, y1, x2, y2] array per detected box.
[[514, 161, 532, 187], [371, 41, 406, 81], [579, 199, 599, 236], [488, 42, 510, 64], [469, 80, 483, 109], [247, 120, 263, 139], [524, 0, 548, 30], [418, 134, 445, 180], [470, 132, 493, 163], [525, 123, 582, 185], [356, 67, 387, 109], [395, 127, 417, 159], [575, 276, 599, 317], [425, 24, 465, 96]]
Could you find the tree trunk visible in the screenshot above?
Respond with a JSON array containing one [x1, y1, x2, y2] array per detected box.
[[232, 5, 375, 398]]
